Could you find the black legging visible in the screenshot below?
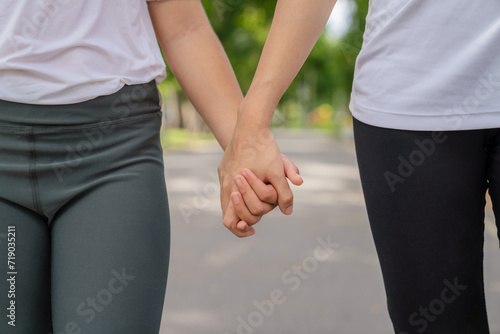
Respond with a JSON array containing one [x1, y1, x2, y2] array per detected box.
[[0, 81, 170, 334], [353, 117, 500, 333]]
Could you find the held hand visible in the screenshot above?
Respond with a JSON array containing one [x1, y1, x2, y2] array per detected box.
[[218, 128, 292, 214], [219, 147, 303, 237], [227, 158, 303, 235]]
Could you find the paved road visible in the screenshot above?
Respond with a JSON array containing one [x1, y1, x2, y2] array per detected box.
[[158, 130, 500, 334]]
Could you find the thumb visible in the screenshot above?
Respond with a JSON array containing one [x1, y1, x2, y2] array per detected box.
[[281, 154, 303, 186]]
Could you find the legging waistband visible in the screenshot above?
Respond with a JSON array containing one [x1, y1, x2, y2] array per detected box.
[[0, 80, 160, 127]]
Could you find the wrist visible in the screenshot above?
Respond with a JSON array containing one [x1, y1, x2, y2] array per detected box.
[[230, 121, 275, 153], [236, 99, 275, 132]]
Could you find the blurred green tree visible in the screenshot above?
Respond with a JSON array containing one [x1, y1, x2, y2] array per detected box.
[[162, 0, 369, 130]]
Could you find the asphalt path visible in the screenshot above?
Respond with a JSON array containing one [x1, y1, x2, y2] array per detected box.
[[158, 129, 500, 334]]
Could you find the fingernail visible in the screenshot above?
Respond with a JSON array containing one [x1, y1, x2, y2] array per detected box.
[[232, 193, 240, 204], [234, 177, 242, 187], [241, 170, 248, 178], [285, 205, 293, 214]]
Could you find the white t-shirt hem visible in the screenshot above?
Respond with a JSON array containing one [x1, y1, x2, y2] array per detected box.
[[350, 101, 500, 131]]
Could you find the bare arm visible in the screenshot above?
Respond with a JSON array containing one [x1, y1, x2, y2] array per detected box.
[[148, 0, 302, 237], [239, 0, 337, 128], [219, 0, 336, 232], [148, 0, 241, 150]]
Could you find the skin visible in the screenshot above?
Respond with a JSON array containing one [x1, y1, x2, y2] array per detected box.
[[219, 0, 337, 234], [148, 0, 301, 237], [148, 0, 336, 237]]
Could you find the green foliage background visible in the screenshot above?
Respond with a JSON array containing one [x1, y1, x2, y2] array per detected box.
[[162, 0, 369, 130]]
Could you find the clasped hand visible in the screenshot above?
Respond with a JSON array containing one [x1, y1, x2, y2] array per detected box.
[[218, 127, 303, 238]]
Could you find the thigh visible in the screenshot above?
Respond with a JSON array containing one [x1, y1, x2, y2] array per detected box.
[[353, 118, 490, 334], [50, 169, 170, 334], [0, 199, 51, 334], [50, 128, 170, 334]]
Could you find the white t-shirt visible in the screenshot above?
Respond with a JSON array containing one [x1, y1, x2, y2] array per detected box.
[[350, 0, 500, 131], [0, 0, 166, 105]]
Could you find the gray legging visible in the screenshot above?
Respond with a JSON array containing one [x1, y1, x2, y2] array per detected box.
[[0, 81, 170, 334]]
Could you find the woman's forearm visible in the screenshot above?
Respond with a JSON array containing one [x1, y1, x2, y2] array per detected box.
[[148, 0, 242, 151], [236, 0, 337, 131]]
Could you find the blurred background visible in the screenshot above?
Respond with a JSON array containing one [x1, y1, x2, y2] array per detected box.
[[158, 0, 368, 147], [157, 0, 500, 333]]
